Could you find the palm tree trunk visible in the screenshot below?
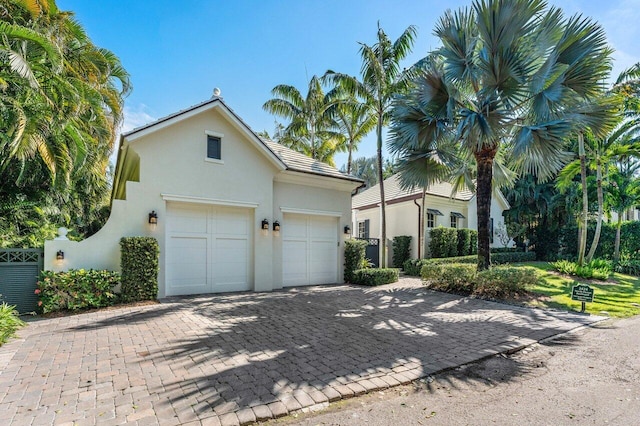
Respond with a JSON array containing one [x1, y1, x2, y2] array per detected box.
[[614, 214, 622, 262], [577, 133, 588, 266], [474, 148, 496, 271], [377, 118, 387, 268], [586, 159, 603, 262], [347, 142, 353, 175]]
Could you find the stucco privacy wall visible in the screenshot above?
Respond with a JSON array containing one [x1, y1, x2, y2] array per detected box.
[[45, 104, 287, 297]]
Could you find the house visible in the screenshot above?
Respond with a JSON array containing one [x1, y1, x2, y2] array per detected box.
[[44, 92, 362, 297], [351, 174, 510, 265]]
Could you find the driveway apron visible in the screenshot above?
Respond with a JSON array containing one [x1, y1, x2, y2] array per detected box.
[[0, 279, 602, 425]]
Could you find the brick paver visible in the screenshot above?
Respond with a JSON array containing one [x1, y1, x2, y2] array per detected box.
[[0, 278, 602, 424]]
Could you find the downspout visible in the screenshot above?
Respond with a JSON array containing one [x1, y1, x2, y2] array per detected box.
[[414, 198, 421, 258]]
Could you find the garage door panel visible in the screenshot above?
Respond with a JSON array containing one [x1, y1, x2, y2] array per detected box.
[[167, 205, 209, 234], [310, 217, 336, 239], [166, 236, 208, 293], [215, 208, 250, 235], [283, 217, 308, 239]]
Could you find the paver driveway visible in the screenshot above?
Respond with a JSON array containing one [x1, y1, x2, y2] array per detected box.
[[0, 279, 602, 425]]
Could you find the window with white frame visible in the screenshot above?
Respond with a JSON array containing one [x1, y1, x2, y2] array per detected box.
[[426, 212, 435, 228], [357, 220, 369, 239]]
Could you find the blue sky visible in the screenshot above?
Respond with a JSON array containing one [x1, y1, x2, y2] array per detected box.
[[58, 0, 640, 169]]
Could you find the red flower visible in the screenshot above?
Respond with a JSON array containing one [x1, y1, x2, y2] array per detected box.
[[37, 301, 43, 307], [34, 289, 41, 295]]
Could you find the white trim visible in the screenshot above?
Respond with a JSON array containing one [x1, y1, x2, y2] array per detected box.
[[204, 158, 224, 165], [126, 102, 218, 143], [205, 130, 224, 138], [280, 207, 342, 217], [162, 193, 258, 209]]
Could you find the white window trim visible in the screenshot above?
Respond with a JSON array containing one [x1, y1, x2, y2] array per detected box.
[[205, 130, 224, 163]]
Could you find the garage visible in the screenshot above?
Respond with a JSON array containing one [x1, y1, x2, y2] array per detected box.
[[282, 214, 338, 286], [165, 202, 252, 296]]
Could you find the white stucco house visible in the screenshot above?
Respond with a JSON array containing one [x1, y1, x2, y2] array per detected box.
[[352, 174, 510, 265], [44, 93, 362, 297]]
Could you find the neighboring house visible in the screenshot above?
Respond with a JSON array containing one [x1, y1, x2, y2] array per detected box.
[[44, 93, 362, 297], [352, 174, 510, 265]]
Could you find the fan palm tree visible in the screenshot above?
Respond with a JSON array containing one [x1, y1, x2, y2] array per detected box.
[[263, 75, 345, 166], [325, 23, 417, 267], [389, 0, 615, 270]]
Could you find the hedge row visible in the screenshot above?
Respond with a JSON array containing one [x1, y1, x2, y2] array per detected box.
[[351, 268, 400, 286], [392, 236, 412, 268], [429, 227, 478, 258], [403, 251, 537, 276], [36, 269, 120, 313], [120, 237, 159, 302], [560, 221, 640, 259], [344, 239, 368, 283]]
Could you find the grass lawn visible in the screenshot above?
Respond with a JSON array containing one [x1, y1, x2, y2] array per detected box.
[[521, 261, 640, 318]]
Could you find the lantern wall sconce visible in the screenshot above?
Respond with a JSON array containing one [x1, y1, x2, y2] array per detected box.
[[56, 250, 64, 260], [148, 211, 158, 225], [344, 225, 351, 235], [273, 221, 280, 232], [261, 219, 269, 230]]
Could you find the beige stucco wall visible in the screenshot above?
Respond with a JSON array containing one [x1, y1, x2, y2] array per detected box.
[[466, 189, 509, 248], [44, 104, 356, 297]]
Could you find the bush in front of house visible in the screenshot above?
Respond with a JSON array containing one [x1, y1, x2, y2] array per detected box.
[[392, 235, 412, 268], [457, 228, 473, 256], [0, 300, 25, 345], [421, 263, 538, 298], [36, 269, 120, 313], [403, 258, 429, 276], [351, 268, 399, 286], [429, 227, 458, 258], [403, 251, 537, 276], [345, 239, 368, 283], [120, 237, 159, 302], [469, 230, 478, 255]]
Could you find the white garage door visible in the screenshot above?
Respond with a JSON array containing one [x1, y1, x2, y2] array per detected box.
[[282, 214, 338, 287], [165, 203, 252, 296]]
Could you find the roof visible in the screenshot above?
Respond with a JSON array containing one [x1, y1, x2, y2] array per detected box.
[[262, 140, 362, 183], [352, 174, 474, 210]]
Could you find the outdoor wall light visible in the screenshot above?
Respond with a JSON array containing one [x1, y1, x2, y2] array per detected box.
[[261, 219, 269, 230], [344, 225, 351, 235], [56, 250, 64, 260], [273, 221, 280, 232], [148, 211, 158, 225]]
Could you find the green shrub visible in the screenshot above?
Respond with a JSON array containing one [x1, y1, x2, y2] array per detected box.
[[403, 258, 429, 276], [457, 229, 472, 256], [120, 237, 159, 302], [429, 227, 458, 258], [36, 269, 120, 313], [421, 263, 476, 294], [469, 230, 478, 255], [351, 268, 399, 286], [552, 259, 612, 280], [345, 239, 368, 283], [474, 266, 539, 298], [0, 302, 25, 345], [392, 236, 412, 268], [425, 251, 536, 265], [615, 255, 640, 276]]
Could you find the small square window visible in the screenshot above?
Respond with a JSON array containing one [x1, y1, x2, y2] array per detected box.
[[207, 136, 221, 160]]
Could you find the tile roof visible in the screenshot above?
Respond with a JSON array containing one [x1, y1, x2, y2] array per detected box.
[[352, 173, 474, 209], [263, 140, 363, 183]]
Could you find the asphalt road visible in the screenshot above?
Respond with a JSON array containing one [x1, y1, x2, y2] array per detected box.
[[270, 315, 640, 426]]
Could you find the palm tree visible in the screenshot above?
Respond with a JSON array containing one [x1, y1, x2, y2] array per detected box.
[[607, 167, 640, 262], [348, 156, 379, 189], [389, 0, 614, 270], [325, 23, 417, 267], [263, 75, 344, 166]]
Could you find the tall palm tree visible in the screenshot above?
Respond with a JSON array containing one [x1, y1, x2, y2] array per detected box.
[[389, 0, 614, 270], [263, 75, 344, 166], [348, 156, 379, 189], [325, 23, 417, 267], [607, 167, 640, 262]]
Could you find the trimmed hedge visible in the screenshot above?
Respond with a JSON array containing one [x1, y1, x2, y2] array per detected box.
[[120, 237, 159, 302], [403, 252, 537, 276], [421, 263, 538, 298], [429, 227, 458, 258], [36, 269, 120, 313], [392, 236, 412, 268], [351, 268, 399, 286], [345, 239, 368, 283], [457, 229, 472, 256]]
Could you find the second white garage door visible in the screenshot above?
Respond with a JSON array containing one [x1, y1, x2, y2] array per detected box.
[[165, 202, 252, 296], [282, 214, 338, 286]]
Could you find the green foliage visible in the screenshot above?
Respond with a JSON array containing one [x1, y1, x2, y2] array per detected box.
[[474, 267, 539, 299], [469, 230, 478, 255], [0, 301, 25, 345], [403, 258, 429, 276], [36, 270, 120, 313], [120, 237, 159, 302], [392, 235, 412, 268], [456, 229, 473, 256], [552, 259, 612, 280], [344, 239, 368, 283], [351, 268, 399, 286], [429, 227, 458, 258], [403, 251, 536, 276], [615, 255, 640, 276], [421, 263, 538, 298]]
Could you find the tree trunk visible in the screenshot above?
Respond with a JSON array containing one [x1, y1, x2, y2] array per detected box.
[[586, 159, 603, 262], [474, 148, 496, 271], [377, 118, 387, 268], [347, 141, 353, 175], [577, 133, 588, 266], [614, 214, 622, 262]]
